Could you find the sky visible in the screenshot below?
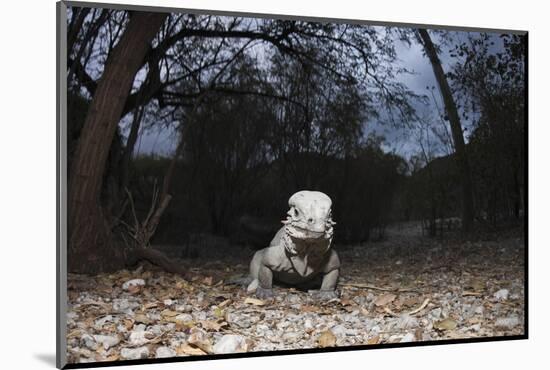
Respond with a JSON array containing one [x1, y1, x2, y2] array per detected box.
[[132, 32, 442, 159], [113, 16, 506, 161]]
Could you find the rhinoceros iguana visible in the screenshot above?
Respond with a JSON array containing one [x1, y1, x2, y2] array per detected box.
[[247, 190, 340, 300]]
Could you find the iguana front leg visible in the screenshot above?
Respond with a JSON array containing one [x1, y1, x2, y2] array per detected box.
[[317, 269, 339, 300], [311, 249, 340, 300], [256, 263, 274, 299]]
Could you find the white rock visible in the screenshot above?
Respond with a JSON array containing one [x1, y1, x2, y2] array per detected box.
[[467, 324, 481, 332], [370, 325, 381, 334], [128, 330, 150, 346], [474, 306, 484, 315], [93, 334, 120, 350], [112, 298, 138, 313], [400, 333, 415, 343], [286, 294, 301, 304], [193, 311, 207, 321], [134, 324, 147, 332], [120, 347, 149, 360], [122, 279, 146, 291], [255, 324, 271, 336], [213, 335, 248, 354], [150, 325, 164, 336], [282, 331, 301, 343], [67, 311, 78, 320], [495, 316, 520, 330], [422, 332, 433, 341], [331, 324, 347, 337], [94, 315, 113, 329], [80, 334, 96, 350], [175, 304, 192, 312], [388, 334, 402, 343], [396, 314, 419, 330], [494, 289, 509, 301], [155, 346, 176, 358], [430, 308, 442, 320]]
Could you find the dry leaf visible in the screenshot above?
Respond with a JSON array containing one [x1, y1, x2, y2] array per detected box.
[[301, 305, 320, 313], [467, 317, 481, 324], [160, 309, 180, 318], [134, 313, 151, 325], [175, 280, 193, 291], [199, 320, 228, 332], [213, 307, 225, 319], [67, 329, 82, 339], [122, 318, 134, 331], [468, 279, 485, 292], [143, 302, 160, 310], [340, 298, 355, 306], [97, 285, 113, 294], [201, 276, 214, 286], [176, 343, 206, 356], [445, 330, 467, 339], [187, 328, 213, 353], [374, 293, 397, 307], [401, 296, 421, 308], [367, 335, 380, 345], [318, 330, 337, 348], [433, 318, 458, 331], [244, 297, 266, 306], [127, 285, 142, 294], [105, 354, 119, 361], [218, 299, 232, 308]]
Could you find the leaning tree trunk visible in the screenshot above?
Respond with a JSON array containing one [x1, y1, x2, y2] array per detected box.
[[68, 11, 167, 273], [418, 29, 475, 232]]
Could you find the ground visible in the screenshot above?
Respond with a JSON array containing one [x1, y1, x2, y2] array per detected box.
[[65, 223, 525, 364]]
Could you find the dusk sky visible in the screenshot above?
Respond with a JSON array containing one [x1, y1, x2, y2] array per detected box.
[[118, 17, 507, 161]]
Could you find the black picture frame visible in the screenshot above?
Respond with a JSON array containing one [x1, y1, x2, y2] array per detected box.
[[57, 1, 528, 368]]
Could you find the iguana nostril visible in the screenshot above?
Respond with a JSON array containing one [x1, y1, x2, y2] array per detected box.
[[308, 217, 314, 223]]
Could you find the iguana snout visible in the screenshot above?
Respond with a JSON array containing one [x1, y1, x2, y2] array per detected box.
[[282, 190, 335, 240]]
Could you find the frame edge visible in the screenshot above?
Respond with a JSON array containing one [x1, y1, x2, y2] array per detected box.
[[57, 1, 68, 368]]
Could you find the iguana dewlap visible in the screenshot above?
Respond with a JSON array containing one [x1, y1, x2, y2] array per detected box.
[[247, 190, 340, 299]]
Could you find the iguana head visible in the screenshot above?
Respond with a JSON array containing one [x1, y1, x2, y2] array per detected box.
[[282, 190, 335, 240]]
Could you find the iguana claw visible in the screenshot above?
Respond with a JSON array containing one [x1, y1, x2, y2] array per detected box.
[[311, 289, 338, 300], [256, 286, 274, 299]]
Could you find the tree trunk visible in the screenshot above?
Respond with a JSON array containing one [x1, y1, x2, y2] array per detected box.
[[417, 29, 475, 232], [68, 11, 167, 273], [120, 104, 144, 191]]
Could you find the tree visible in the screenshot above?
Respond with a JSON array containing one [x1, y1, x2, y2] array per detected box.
[[417, 29, 475, 232], [447, 33, 525, 223], [68, 11, 167, 273], [66, 10, 419, 273]]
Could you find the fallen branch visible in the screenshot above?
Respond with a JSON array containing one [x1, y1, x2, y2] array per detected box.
[[382, 298, 430, 318], [120, 183, 190, 279], [462, 291, 483, 297], [383, 306, 398, 317], [341, 282, 417, 293], [133, 246, 192, 280], [409, 298, 430, 316]]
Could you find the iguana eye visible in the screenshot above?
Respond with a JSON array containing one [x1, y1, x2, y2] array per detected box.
[[294, 208, 299, 217]]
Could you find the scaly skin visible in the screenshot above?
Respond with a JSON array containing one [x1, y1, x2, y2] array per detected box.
[[247, 191, 340, 300]]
